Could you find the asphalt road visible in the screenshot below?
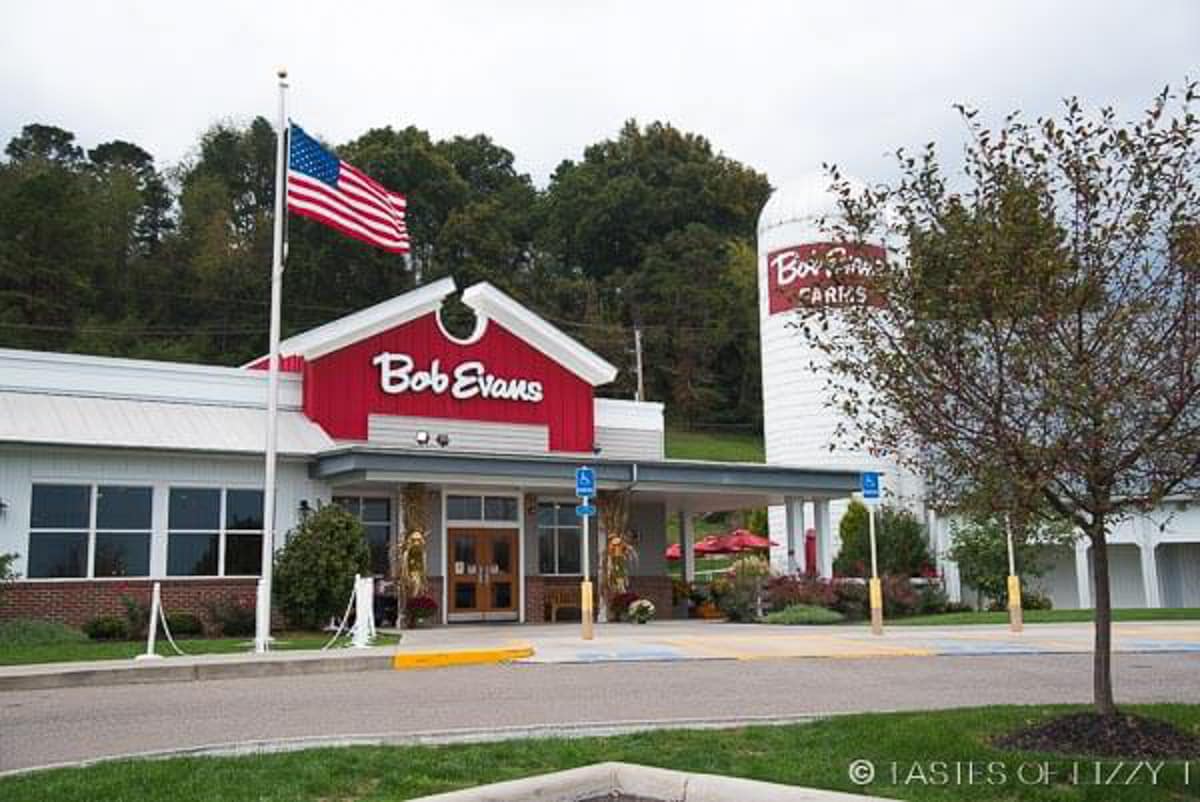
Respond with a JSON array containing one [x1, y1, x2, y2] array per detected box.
[[2, 652, 1198, 772]]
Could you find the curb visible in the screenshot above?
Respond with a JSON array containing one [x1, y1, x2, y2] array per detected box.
[[392, 644, 534, 670], [0, 653, 395, 692]]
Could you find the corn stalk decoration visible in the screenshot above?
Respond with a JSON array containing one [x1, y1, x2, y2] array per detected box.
[[598, 489, 638, 622], [391, 484, 429, 627]]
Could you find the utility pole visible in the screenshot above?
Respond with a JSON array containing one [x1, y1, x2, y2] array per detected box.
[[634, 328, 645, 402]]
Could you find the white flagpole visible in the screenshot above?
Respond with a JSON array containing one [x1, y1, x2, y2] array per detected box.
[[255, 68, 289, 653]]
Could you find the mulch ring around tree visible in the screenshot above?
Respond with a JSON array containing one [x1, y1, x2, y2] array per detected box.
[[993, 712, 1200, 759]]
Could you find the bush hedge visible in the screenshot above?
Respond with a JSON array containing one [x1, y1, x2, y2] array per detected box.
[[0, 618, 87, 647], [165, 612, 204, 637], [206, 599, 256, 637], [762, 604, 846, 625], [83, 616, 130, 641], [274, 504, 370, 630]]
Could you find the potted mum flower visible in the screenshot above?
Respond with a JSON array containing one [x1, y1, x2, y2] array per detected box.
[[627, 598, 655, 624]]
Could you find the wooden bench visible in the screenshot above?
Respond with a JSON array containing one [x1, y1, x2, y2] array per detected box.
[[545, 586, 582, 622]]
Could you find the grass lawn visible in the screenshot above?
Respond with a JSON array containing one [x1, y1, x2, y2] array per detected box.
[[664, 428, 765, 463], [3, 705, 1197, 801], [0, 632, 401, 666], [889, 608, 1200, 626]]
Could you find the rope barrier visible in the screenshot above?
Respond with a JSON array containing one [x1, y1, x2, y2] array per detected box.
[[321, 581, 361, 651]]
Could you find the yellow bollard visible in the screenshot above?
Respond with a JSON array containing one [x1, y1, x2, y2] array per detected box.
[[1007, 574, 1023, 633], [580, 579, 594, 640], [869, 577, 884, 635]]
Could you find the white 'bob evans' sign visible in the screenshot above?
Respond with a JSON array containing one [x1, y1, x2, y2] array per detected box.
[[371, 352, 544, 403]]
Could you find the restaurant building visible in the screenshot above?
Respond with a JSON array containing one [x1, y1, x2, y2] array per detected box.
[[0, 277, 860, 626]]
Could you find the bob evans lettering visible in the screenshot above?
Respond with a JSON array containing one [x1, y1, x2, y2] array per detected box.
[[767, 242, 886, 314], [372, 352, 544, 403]]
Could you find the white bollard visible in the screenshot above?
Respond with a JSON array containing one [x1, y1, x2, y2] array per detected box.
[[254, 577, 272, 652], [134, 582, 165, 662], [351, 574, 374, 649]]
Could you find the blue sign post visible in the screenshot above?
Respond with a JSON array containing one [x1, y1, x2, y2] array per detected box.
[[860, 471, 883, 635], [575, 466, 597, 640], [860, 471, 880, 502], [575, 466, 596, 498]]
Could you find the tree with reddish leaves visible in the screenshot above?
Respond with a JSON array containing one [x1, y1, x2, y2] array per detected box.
[[806, 83, 1200, 716]]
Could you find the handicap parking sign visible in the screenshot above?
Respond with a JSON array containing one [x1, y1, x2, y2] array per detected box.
[[575, 466, 596, 498], [861, 471, 880, 502]]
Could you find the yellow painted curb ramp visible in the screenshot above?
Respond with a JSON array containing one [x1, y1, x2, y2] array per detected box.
[[392, 643, 534, 670]]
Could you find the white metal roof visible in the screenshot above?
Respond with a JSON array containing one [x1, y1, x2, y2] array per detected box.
[[0, 391, 334, 456]]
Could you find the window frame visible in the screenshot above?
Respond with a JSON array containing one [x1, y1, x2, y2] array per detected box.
[[536, 499, 583, 576], [28, 483, 153, 580], [332, 493, 395, 577], [444, 492, 521, 528], [166, 486, 264, 579]]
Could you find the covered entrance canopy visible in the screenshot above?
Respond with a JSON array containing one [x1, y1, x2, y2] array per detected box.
[[313, 446, 860, 623]]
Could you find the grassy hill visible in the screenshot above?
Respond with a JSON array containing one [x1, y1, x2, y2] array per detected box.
[[664, 428, 764, 463]]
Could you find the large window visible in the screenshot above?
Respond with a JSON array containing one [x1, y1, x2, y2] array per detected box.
[[537, 502, 581, 575], [167, 488, 263, 577], [28, 484, 151, 578], [333, 496, 392, 575]]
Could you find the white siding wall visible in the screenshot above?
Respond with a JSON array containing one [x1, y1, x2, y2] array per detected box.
[[369, 414, 548, 455], [0, 446, 328, 578], [1158, 543, 1200, 607]]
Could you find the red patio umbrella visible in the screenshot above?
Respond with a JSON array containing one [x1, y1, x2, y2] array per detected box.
[[722, 529, 777, 552], [665, 542, 683, 560]]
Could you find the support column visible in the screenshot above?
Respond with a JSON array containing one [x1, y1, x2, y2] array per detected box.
[[813, 499, 833, 579], [785, 497, 803, 574], [1139, 541, 1161, 609], [1074, 541, 1091, 610], [680, 510, 695, 584]]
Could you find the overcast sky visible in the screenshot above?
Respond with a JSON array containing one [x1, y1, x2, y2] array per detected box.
[[2, 2, 1196, 189]]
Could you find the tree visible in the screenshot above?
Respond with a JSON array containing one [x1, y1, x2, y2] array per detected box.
[[833, 501, 933, 578], [809, 83, 1200, 716], [947, 515, 1070, 608], [274, 504, 370, 630]]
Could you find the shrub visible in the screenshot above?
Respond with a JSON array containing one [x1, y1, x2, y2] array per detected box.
[[670, 579, 693, 606], [880, 575, 920, 617], [405, 595, 438, 626], [987, 590, 1054, 612], [628, 599, 656, 624], [947, 515, 1071, 609], [0, 618, 86, 647], [945, 600, 974, 614], [762, 604, 846, 625], [610, 591, 640, 620], [914, 582, 950, 616], [83, 616, 130, 641], [165, 612, 204, 637], [719, 555, 770, 622], [206, 599, 256, 637], [0, 551, 18, 585], [274, 504, 370, 630], [834, 501, 933, 578], [121, 594, 151, 639]]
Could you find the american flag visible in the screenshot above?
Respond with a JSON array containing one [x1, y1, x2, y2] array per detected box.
[[287, 123, 410, 253]]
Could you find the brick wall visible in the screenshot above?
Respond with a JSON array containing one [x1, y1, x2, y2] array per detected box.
[[0, 579, 257, 628]]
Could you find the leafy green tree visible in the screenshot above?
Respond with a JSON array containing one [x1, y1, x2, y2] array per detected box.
[[5, 124, 84, 165], [811, 83, 1200, 716], [834, 501, 933, 578], [274, 505, 370, 630], [947, 516, 1069, 608], [540, 120, 770, 423]]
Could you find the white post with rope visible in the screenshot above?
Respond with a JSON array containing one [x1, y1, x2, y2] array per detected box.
[[134, 582, 165, 662], [352, 575, 375, 649]]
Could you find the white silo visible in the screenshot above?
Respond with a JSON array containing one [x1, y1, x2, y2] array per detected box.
[[756, 173, 921, 577]]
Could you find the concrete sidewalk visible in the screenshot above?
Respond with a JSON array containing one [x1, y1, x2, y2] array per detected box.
[[3, 619, 1198, 691]]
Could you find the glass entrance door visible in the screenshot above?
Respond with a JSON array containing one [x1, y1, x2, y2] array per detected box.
[[449, 528, 519, 622]]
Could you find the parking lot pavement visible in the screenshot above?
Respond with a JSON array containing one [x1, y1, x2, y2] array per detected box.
[[396, 619, 1200, 663], [3, 651, 1197, 773]]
